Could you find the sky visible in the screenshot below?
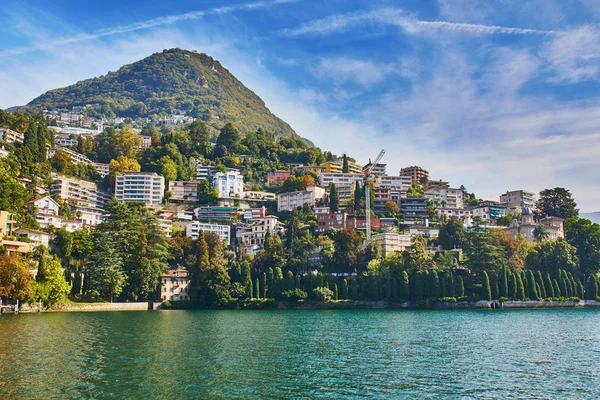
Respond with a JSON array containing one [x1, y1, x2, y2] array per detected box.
[[1, 0, 600, 212]]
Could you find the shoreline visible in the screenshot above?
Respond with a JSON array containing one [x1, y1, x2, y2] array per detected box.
[[6, 300, 600, 314]]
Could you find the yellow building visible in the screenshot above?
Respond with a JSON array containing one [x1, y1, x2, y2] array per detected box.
[[320, 158, 363, 174], [0, 210, 15, 238]]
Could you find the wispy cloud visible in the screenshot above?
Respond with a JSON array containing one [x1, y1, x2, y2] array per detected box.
[[279, 8, 560, 37], [0, 0, 298, 57], [311, 57, 396, 86]]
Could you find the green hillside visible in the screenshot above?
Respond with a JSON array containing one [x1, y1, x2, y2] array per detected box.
[[22, 48, 306, 142]]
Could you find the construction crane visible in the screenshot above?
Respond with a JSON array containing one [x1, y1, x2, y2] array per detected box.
[[364, 149, 385, 241]]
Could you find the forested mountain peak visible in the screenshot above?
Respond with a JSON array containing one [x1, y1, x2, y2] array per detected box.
[[22, 48, 307, 142]]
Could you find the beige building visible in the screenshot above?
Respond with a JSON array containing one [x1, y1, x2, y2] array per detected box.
[[503, 211, 565, 242], [169, 181, 199, 204], [400, 166, 429, 185], [318, 172, 364, 204], [372, 232, 412, 257], [320, 158, 363, 174], [277, 186, 326, 212], [500, 190, 536, 209], [159, 270, 190, 301], [50, 174, 111, 209], [236, 216, 285, 255], [0, 210, 16, 238]]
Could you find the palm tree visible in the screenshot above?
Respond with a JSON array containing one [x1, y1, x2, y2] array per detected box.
[[533, 224, 549, 243]]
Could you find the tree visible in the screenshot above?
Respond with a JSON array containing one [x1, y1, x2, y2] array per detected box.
[[481, 271, 492, 301], [537, 188, 579, 219], [383, 201, 399, 214], [525, 240, 579, 278], [217, 123, 241, 151], [36, 256, 71, 307], [159, 156, 178, 183], [464, 228, 507, 274], [404, 236, 432, 273], [0, 254, 35, 302], [330, 229, 364, 273], [342, 154, 349, 173], [109, 156, 141, 185], [111, 127, 142, 159], [197, 179, 219, 204], [438, 217, 465, 250], [354, 182, 363, 212], [86, 232, 127, 302], [565, 217, 600, 277], [329, 183, 339, 212], [533, 224, 549, 243]]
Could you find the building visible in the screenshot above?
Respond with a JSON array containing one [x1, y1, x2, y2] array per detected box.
[[194, 159, 216, 181], [168, 181, 199, 204], [243, 191, 277, 201], [34, 213, 64, 229], [0, 128, 24, 144], [156, 211, 174, 236], [346, 214, 381, 232], [376, 175, 412, 191], [14, 228, 51, 249], [471, 205, 506, 223], [500, 190, 536, 209], [186, 222, 231, 243], [425, 187, 468, 208], [267, 170, 292, 185], [1, 240, 32, 254], [243, 207, 266, 221], [0, 145, 10, 158], [320, 158, 363, 174], [363, 162, 387, 177], [0, 210, 15, 237], [318, 172, 364, 203], [236, 216, 285, 254], [315, 206, 347, 233], [503, 209, 565, 242], [115, 172, 165, 206], [141, 135, 152, 149], [407, 225, 440, 239], [401, 166, 429, 185], [372, 232, 412, 257], [437, 208, 472, 226], [195, 206, 239, 222], [401, 197, 428, 218], [213, 170, 244, 198], [50, 174, 111, 209], [277, 186, 326, 212], [49, 147, 110, 177], [28, 196, 61, 216], [159, 269, 190, 301]]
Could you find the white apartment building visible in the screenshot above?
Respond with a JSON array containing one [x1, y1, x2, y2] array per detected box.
[[50, 174, 111, 209], [500, 190, 536, 209], [160, 269, 190, 301], [168, 181, 199, 203], [372, 231, 412, 257], [243, 207, 266, 221], [236, 216, 285, 252], [115, 172, 165, 206], [277, 186, 326, 212], [318, 172, 365, 203], [471, 205, 506, 222], [14, 228, 51, 249], [437, 207, 473, 226], [375, 175, 412, 191], [213, 170, 244, 198], [28, 196, 60, 216], [186, 222, 231, 243], [363, 162, 387, 177], [425, 187, 468, 208], [194, 159, 216, 181]]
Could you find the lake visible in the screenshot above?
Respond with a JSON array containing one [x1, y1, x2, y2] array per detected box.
[[1, 309, 600, 399]]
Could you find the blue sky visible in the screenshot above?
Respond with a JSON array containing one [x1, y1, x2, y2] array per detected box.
[[1, 0, 600, 211]]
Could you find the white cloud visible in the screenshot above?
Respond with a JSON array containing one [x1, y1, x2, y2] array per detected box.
[[311, 58, 395, 86], [539, 25, 600, 83]]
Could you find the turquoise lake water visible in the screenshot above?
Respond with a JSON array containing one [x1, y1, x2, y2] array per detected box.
[[1, 309, 600, 399]]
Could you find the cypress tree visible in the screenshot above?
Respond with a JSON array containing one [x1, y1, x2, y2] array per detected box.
[[527, 270, 538, 300], [24, 123, 40, 163], [553, 279, 561, 298], [447, 272, 455, 298], [267, 268, 274, 297], [481, 271, 492, 301], [342, 154, 349, 173], [353, 181, 362, 212], [400, 271, 409, 300], [490, 273, 499, 300], [247, 278, 254, 299], [295, 274, 301, 292], [262, 273, 267, 299], [509, 272, 517, 300], [37, 123, 48, 162], [544, 272, 554, 298], [439, 274, 446, 298], [255, 278, 260, 299], [588, 275, 598, 300], [386, 275, 392, 300], [351, 279, 358, 300], [342, 279, 349, 300], [456, 275, 465, 298], [558, 270, 567, 298], [369, 277, 377, 300], [390, 278, 397, 299], [516, 274, 526, 300], [334, 283, 339, 301], [500, 267, 509, 298], [328, 183, 339, 212], [535, 283, 542, 300], [286, 270, 295, 290], [535, 271, 547, 299], [414, 272, 425, 301], [577, 282, 585, 300], [430, 271, 440, 299]]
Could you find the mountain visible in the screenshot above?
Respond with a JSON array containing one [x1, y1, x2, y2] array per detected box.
[[22, 48, 307, 143], [581, 212, 600, 225]]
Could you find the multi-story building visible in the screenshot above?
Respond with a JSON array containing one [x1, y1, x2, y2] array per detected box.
[[320, 158, 363, 174], [159, 269, 190, 301], [437, 207, 473, 226], [236, 216, 285, 254], [28, 196, 61, 216], [277, 186, 326, 212], [0, 128, 24, 144], [49, 147, 110, 177], [243, 191, 277, 201], [14, 227, 51, 249], [504, 209, 564, 242], [50, 174, 111, 209], [346, 214, 381, 232], [407, 225, 440, 239], [500, 190, 536, 209], [315, 206, 347, 233], [186, 222, 231, 243], [115, 172, 165, 206], [213, 169, 244, 198], [400, 166, 429, 185], [195, 206, 239, 222], [267, 170, 292, 185], [318, 172, 364, 204], [471, 205, 506, 223], [243, 207, 266, 221], [363, 162, 387, 177], [168, 181, 199, 204], [401, 197, 428, 218], [0, 210, 15, 237], [194, 159, 216, 181], [425, 187, 468, 208], [372, 232, 412, 257], [376, 175, 412, 191]]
